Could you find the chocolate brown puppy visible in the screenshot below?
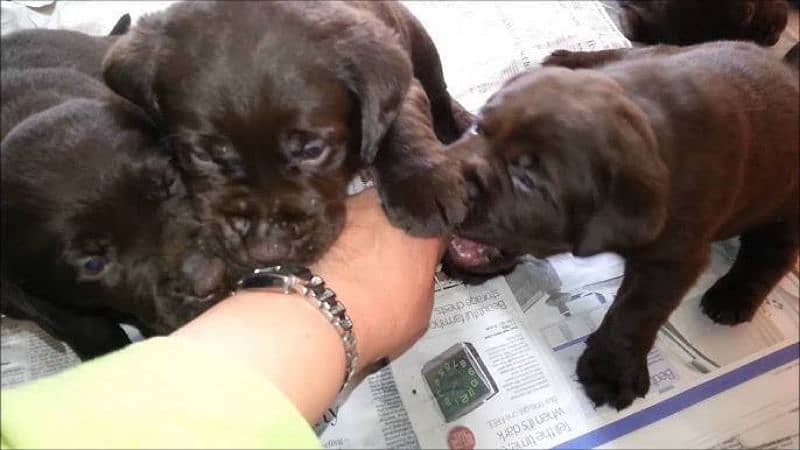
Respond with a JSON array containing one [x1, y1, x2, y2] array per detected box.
[[102, 1, 469, 272], [620, 0, 789, 46], [445, 41, 799, 409]]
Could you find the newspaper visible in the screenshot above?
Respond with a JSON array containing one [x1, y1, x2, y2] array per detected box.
[[1, 1, 177, 36], [403, 1, 631, 112], [2, 1, 798, 449], [0, 317, 79, 388], [319, 242, 799, 449]]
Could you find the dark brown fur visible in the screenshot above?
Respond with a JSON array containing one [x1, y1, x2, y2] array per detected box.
[[445, 41, 799, 409], [0, 14, 130, 79], [102, 1, 470, 273], [620, 0, 789, 46], [1, 24, 226, 359]]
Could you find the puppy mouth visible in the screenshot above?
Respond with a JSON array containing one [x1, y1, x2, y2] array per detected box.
[[447, 236, 500, 268], [446, 235, 520, 273]]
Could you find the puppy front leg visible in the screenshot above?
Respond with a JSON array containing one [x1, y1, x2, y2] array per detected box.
[[374, 78, 468, 236], [577, 248, 709, 410], [543, 45, 682, 69], [2, 285, 131, 360], [543, 49, 633, 69]]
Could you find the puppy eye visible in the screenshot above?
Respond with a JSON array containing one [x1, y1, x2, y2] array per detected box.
[[516, 153, 539, 170], [292, 139, 330, 165], [510, 166, 537, 193], [189, 147, 212, 163], [208, 144, 246, 178], [469, 121, 490, 137], [78, 256, 110, 280], [508, 154, 541, 194], [209, 143, 236, 161]]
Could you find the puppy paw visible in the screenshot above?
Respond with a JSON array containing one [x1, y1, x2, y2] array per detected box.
[[700, 279, 762, 326], [576, 336, 650, 411], [378, 163, 468, 237], [542, 50, 579, 67], [545, 49, 620, 70]]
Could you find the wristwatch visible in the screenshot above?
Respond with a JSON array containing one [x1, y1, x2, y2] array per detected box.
[[235, 265, 358, 391]]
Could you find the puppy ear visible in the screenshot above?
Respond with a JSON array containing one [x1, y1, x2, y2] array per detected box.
[[619, 5, 646, 42], [334, 29, 413, 165], [102, 14, 165, 125], [574, 96, 669, 256]]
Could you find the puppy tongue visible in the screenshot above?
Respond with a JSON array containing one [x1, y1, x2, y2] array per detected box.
[[448, 236, 493, 268]]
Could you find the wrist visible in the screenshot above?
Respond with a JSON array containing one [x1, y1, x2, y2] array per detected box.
[[306, 266, 381, 372], [174, 290, 345, 421], [310, 235, 443, 369]]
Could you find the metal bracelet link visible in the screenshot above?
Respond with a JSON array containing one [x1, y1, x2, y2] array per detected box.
[[236, 265, 358, 391]]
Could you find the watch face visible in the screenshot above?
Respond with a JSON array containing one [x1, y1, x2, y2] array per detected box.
[[237, 265, 313, 291], [422, 343, 498, 422], [260, 265, 312, 279]]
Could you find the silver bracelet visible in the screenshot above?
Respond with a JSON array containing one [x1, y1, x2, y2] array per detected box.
[[235, 265, 358, 391]]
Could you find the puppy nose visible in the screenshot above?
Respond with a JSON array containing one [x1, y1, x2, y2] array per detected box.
[[182, 253, 226, 298], [247, 240, 291, 264]]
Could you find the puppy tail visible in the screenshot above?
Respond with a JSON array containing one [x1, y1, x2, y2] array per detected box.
[[784, 43, 800, 71], [109, 13, 132, 36]]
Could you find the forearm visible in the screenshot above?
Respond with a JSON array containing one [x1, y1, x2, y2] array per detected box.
[[0, 337, 320, 449], [173, 291, 347, 423], [174, 222, 444, 424], [313, 235, 443, 361]]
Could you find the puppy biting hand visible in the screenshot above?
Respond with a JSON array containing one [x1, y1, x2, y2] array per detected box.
[[445, 41, 798, 409]]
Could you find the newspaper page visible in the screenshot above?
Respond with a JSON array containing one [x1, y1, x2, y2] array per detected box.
[[402, 1, 632, 112], [320, 240, 799, 449], [0, 317, 79, 388]]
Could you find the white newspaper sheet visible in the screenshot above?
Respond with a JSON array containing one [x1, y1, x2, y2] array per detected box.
[[403, 1, 631, 112], [1, 317, 79, 388], [320, 241, 799, 449]]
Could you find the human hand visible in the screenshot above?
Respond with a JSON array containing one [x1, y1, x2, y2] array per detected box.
[[174, 188, 444, 421], [312, 188, 445, 370]]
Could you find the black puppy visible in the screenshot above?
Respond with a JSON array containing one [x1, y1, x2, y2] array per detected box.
[[2, 42, 228, 358], [1, 13, 131, 79], [102, 1, 470, 273], [444, 42, 798, 409], [619, 0, 789, 46]]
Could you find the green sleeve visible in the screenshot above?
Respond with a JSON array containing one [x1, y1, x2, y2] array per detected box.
[[0, 337, 320, 449]]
